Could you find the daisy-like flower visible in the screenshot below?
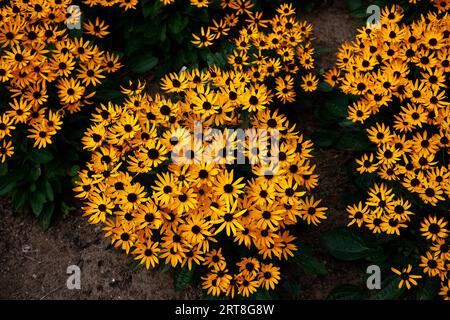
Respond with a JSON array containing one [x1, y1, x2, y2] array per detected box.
[[192, 27, 215, 47], [298, 196, 327, 226], [74, 1, 326, 299], [301, 73, 318, 92], [391, 265, 422, 289], [420, 216, 449, 242]]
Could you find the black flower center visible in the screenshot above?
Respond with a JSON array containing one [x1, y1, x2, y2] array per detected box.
[[429, 223, 440, 234], [127, 193, 138, 203], [249, 96, 259, 105], [191, 225, 201, 234], [148, 148, 159, 160]]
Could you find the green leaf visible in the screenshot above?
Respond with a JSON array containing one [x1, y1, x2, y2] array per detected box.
[[0, 177, 17, 196], [416, 278, 439, 300], [351, 7, 369, 18], [206, 52, 228, 68], [294, 243, 328, 276], [160, 24, 167, 43], [61, 201, 75, 217], [142, 0, 162, 19], [365, 246, 388, 264], [173, 266, 195, 291], [168, 13, 188, 35], [11, 189, 28, 210], [28, 149, 54, 164], [322, 227, 372, 261], [0, 163, 8, 175], [311, 130, 334, 147], [339, 119, 356, 128], [29, 166, 41, 182], [328, 284, 367, 300], [282, 281, 302, 298], [68, 165, 80, 177], [130, 54, 159, 74], [0, 170, 26, 196], [335, 131, 371, 151], [44, 180, 54, 202], [124, 36, 142, 56], [39, 202, 55, 230], [159, 262, 171, 273], [323, 102, 347, 120], [30, 191, 46, 216], [317, 82, 333, 92], [344, 0, 363, 11], [299, 255, 328, 275], [131, 260, 141, 271], [202, 292, 219, 300], [253, 289, 275, 300], [141, 2, 153, 18], [374, 275, 404, 300], [316, 98, 348, 124]]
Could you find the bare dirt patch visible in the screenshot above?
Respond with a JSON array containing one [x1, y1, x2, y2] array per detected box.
[[293, 0, 364, 299], [0, 202, 200, 300], [300, 0, 358, 70]]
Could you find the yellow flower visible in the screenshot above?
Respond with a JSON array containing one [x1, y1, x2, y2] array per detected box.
[[391, 265, 422, 289]]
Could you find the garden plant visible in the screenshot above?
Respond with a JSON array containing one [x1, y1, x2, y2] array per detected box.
[[0, 0, 449, 302]]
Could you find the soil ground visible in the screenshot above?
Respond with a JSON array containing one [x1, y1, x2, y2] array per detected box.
[[0, 0, 363, 300], [0, 202, 201, 299], [295, 0, 365, 299]]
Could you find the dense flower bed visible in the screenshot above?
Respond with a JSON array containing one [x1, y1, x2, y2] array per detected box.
[[0, 0, 123, 161], [75, 61, 327, 297], [328, 5, 449, 298]]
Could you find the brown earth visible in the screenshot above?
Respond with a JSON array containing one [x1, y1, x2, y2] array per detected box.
[[300, 0, 359, 70], [0, 201, 201, 300], [0, 0, 363, 300], [295, 0, 365, 299]]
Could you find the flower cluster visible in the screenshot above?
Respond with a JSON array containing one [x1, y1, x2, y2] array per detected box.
[[83, 0, 139, 10], [192, 1, 318, 100], [160, 0, 211, 8], [407, 0, 450, 13], [327, 6, 449, 297], [75, 63, 326, 297], [0, 0, 122, 162]]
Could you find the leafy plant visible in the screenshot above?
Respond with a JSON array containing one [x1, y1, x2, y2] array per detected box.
[[0, 0, 123, 226], [91, 0, 230, 77], [321, 2, 450, 300]]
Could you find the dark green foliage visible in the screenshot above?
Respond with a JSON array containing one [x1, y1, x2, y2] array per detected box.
[[0, 117, 86, 229], [293, 242, 328, 276], [343, 0, 435, 22], [92, 0, 229, 78], [174, 265, 196, 291]]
